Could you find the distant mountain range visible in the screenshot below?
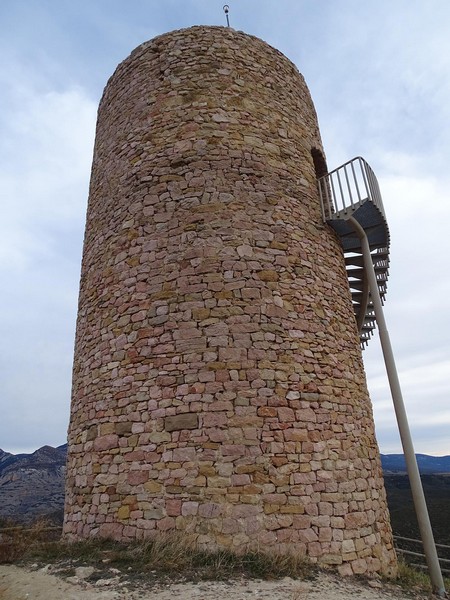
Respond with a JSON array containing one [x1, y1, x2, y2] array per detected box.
[[381, 453, 450, 474], [0, 444, 67, 523], [0, 445, 449, 523]]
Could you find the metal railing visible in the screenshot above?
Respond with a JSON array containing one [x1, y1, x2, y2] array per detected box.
[[0, 525, 62, 536], [318, 156, 385, 221], [394, 535, 450, 576]]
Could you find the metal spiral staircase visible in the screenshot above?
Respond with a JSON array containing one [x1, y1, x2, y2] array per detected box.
[[318, 157, 446, 596], [317, 157, 390, 347]]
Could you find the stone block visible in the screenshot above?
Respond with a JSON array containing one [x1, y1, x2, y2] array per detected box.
[[165, 413, 198, 432], [93, 434, 119, 452], [117, 505, 130, 520], [342, 539, 356, 553], [115, 422, 133, 435], [257, 270, 279, 282]]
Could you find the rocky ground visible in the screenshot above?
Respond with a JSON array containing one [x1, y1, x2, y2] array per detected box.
[[0, 564, 434, 600]]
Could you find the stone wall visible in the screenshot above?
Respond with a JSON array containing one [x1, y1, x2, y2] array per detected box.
[[63, 26, 397, 576]]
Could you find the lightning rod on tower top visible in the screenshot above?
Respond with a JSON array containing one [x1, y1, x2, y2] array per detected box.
[[223, 5, 230, 27]]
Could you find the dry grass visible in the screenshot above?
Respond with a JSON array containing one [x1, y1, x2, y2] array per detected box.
[[394, 558, 450, 595], [0, 525, 315, 583], [0, 518, 59, 564]]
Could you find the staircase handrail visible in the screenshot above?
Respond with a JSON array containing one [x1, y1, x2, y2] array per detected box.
[[318, 156, 386, 221]]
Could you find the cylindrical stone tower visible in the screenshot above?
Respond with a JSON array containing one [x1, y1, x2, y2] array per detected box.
[[64, 26, 396, 576]]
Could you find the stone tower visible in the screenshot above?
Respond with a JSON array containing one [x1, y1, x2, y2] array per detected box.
[[64, 26, 396, 576]]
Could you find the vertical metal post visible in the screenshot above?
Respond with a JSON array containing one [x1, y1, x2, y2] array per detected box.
[[223, 5, 230, 27], [348, 216, 446, 598]]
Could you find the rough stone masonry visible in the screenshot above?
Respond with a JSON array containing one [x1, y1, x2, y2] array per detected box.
[[63, 25, 397, 577]]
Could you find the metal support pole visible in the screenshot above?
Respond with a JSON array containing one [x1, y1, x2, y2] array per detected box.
[[223, 5, 230, 27], [348, 216, 446, 597]]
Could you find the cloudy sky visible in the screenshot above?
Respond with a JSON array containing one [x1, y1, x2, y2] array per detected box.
[[1, 0, 449, 456]]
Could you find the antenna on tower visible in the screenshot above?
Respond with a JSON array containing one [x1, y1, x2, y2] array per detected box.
[[223, 5, 230, 27]]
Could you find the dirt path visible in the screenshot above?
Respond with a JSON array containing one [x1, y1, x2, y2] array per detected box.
[[0, 564, 432, 600]]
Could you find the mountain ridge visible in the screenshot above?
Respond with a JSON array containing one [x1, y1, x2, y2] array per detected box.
[[0, 444, 67, 523], [380, 453, 450, 474]]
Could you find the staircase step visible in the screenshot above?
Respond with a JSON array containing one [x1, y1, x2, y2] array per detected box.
[[345, 253, 389, 268]]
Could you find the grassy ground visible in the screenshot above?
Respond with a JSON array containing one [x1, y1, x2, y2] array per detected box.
[[0, 522, 314, 585], [1, 519, 449, 595]]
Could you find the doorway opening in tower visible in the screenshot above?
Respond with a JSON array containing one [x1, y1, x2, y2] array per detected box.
[[311, 147, 328, 179]]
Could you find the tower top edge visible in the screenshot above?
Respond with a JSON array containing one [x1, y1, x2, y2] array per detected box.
[[117, 25, 304, 82], [134, 25, 285, 55]]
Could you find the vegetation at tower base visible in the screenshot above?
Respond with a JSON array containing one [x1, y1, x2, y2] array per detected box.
[[63, 25, 397, 576]]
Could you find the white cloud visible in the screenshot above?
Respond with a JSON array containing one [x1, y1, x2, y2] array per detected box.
[[355, 159, 450, 456], [0, 61, 96, 453], [0, 83, 96, 217]]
